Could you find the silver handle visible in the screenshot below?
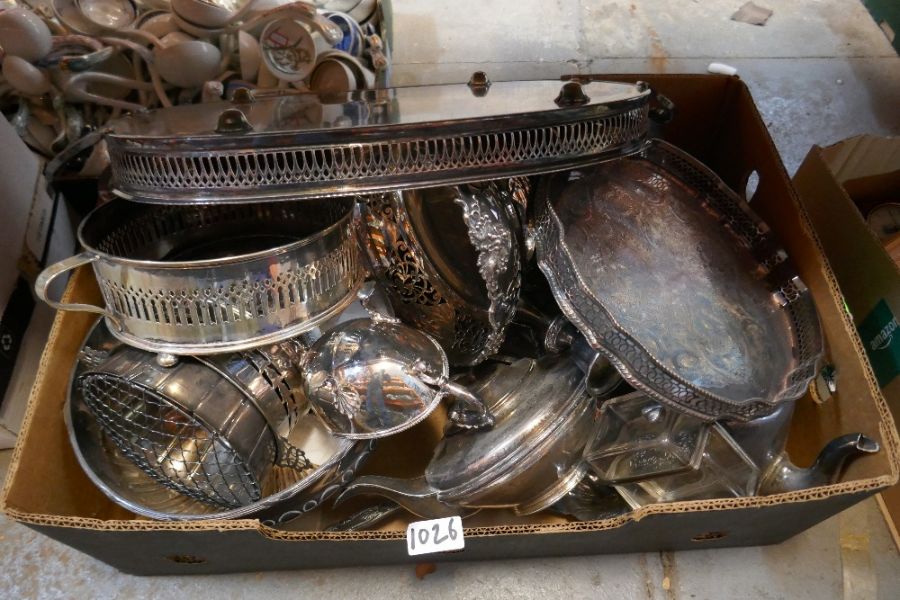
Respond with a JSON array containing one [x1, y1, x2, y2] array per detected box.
[[324, 501, 403, 532], [34, 253, 121, 330], [444, 381, 495, 435]]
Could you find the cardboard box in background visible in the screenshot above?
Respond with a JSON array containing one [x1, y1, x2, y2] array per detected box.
[[2, 75, 898, 575], [0, 117, 77, 448], [793, 134, 900, 545]]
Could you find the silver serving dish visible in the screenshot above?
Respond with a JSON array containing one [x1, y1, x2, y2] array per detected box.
[[534, 139, 823, 421], [67, 319, 373, 523], [336, 354, 597, 517], [105, 79, 651, 203], [36, 198, 362, 356], [358, 179, 525, 365], [301, 290, 495, 439]]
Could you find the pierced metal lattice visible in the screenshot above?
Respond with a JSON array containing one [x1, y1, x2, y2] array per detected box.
[[79, 373, 264, 509], [109, 107, 650, 202]]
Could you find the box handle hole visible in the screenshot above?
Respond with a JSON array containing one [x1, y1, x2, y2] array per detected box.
[[691, 531, 728, 542], [165, 554, 207, 564], [745, 170, 760, 202]]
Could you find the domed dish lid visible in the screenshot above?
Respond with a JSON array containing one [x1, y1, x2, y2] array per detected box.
[[302, 317, 450, 439], [425, 355, 591, 499], [106, 78, 651, 203], [534, 139, 823, 421]]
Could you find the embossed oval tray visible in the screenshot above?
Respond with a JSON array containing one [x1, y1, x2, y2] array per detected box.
[[534, 139, 823, 421], [106, 79, 650, 203]]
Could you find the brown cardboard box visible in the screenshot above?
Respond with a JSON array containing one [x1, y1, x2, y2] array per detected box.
[[2, 75, 899, 575], [792, 135, 900, 545]]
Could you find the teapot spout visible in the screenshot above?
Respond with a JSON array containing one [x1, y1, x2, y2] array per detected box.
[[334, 475, 461, 519], [759, 433, 879, 494]]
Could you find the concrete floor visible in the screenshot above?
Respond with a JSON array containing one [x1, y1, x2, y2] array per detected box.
[[3, 0, 900, 598]]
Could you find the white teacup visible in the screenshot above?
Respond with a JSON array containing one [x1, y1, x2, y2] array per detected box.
[[313, 49, 373, 91], [153, 31, 223, 88], [260, 17, 333, 82], [52, 0, 109, 35], [171, 0, 238, 29], [135, 10, 180, 41], [309, 56, 355, 93], [237, 30, 261, 81], [76, 0, 138, 31], [0, 7, 53, 62], [2, 55, 53, 96]]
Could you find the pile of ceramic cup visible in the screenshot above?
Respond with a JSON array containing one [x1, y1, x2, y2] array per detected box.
[[0, 0, 385, 171]]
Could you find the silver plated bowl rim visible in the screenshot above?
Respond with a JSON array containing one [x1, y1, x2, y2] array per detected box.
[[65, 319, 359, 521], [74, 198, 355, 269]]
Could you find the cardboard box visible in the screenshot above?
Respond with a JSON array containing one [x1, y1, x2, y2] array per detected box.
[[792, 135, 900, 544], [0, 118, 77, 448], [2, 74, 899, 575]]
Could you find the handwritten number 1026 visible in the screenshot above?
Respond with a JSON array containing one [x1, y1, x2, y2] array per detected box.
[[408, 517, 459, 552]]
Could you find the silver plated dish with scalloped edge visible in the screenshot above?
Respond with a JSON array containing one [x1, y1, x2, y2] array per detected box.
[[534, 139, 823, 421], [357, 179, 526, 366], [105, 79, 651, 204]]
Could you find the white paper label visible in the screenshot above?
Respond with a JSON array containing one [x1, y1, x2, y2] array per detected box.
[[406, 516, 465, 556]]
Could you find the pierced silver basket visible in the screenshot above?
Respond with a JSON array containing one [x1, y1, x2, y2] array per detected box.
[[74, 320, 314, 510], [36, 198, 362, 355], [357, 179, 525, 366], [68, 323, 374, 523]]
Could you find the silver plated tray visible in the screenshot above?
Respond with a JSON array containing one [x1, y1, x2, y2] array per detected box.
[[106, 79, 651, 203], [66, 319, 374, 525], [534, 139, 823, 421]]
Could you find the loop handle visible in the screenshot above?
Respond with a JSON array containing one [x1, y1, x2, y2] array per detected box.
[[35, 253, 121, 330]]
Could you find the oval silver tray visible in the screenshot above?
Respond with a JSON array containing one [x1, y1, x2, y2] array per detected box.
[[534, 139, 823, 421], [106, 79, 650, 203]]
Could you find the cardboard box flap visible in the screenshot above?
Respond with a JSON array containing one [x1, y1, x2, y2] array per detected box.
[[819, 135, 900, 185]]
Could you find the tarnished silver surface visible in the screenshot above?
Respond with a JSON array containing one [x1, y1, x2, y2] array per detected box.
[[535, 139, 823, 421], [301, 312, 493, 439], [302, 316, 448, 439], [430, 356, 594, 514], [601, 393, 880, 507], [67, 398, 373, 524], [337, 354, 598, 517], [36, 198, 362, 355], [73, 319, 315, 511], [105, 80, 650, 203], [358, 180, 523, 366], [585, 391, 710, 485]]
